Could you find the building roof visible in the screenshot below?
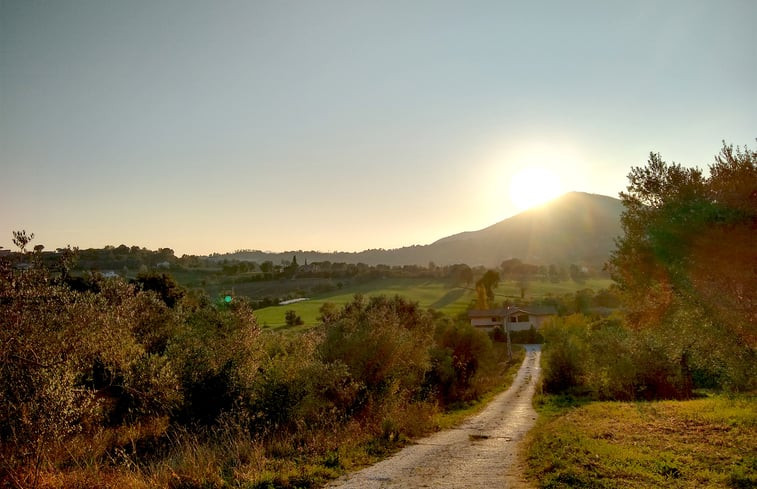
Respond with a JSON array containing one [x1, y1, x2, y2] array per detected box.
[[468, 305, 558, 318]]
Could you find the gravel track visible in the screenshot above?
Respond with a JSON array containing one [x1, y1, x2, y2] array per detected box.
[[327, 345, 541, 488]]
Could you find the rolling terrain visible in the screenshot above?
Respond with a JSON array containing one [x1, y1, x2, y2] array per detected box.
[[216, 192, 623, 267], [252, 277, 614, 329]]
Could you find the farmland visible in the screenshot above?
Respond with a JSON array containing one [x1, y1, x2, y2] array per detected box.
[[250, 277, 614, 329]]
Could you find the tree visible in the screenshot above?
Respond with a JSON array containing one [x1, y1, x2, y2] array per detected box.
[[516, 274, 530, 299], [285, 310, 304, 326], [608, 141, 756, 391], [450, 264, 473, 286], [476, 270, 500, 303], [475, 283, 489, 309], [12, 230, 34, 253], [569, 264, 586, 284], [134, 271, 185, 308]]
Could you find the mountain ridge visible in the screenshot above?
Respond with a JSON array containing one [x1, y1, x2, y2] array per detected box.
[[213, 191, 624, 267]]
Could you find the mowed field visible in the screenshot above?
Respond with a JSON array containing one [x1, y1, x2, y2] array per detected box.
[[252, 277, 613, 330]]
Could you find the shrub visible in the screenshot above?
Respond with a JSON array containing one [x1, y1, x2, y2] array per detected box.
[[284, 309, 304, 326], [319, 295, 434, 402], [427, 320, 495, 405], [541, 315, 589, 394], [508, 326, 544, 344]]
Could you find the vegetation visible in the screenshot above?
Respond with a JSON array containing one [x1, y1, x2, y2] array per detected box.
[[2, 238, 612, 328], [538, 142, 756, 401], [525, 394, 756, 488], [252, 277, 614, 329], [5, 140, 753, 488], [0, 242, 523, 488], [527, 141, 757, 487]]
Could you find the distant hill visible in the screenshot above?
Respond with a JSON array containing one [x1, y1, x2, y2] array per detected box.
[[214, 192, 624, 267]]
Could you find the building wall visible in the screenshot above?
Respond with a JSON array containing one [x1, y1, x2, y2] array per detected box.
[[471, 312, 555, 332]]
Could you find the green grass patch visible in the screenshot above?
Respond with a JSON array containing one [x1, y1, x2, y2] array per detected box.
[[252, 277, 614, 328], [254, 278, 476, 328], [492, 278, 614, 300], [524, 394, 757, 488]]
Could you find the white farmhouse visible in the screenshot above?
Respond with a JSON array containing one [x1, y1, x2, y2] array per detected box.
[[468, 306, 557, 332]]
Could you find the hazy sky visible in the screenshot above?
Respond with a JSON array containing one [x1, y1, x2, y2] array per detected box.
[[1, 1, 755, 255]]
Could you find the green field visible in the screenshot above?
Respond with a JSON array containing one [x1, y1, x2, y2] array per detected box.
[[252, 277, 613, 329]]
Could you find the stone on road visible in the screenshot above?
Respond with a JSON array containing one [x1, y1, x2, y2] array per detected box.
[[327, 345, 541, 489]]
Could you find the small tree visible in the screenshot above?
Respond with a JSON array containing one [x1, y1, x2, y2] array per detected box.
[[12, 230, 34, 253], [285, 310, 304, 326], [476, 270, 500, 303]]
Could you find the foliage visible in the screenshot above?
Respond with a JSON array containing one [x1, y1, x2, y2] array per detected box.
[[476, 269, 500, 303], [133, 271, 185, 308], [507, 326, 544, 344], [284, 309, 304, 326], [427, 320, 496, 404], [0, 240, 520, 488], [319, 295, 435, 402], [607, 141, 756, 391], [540, 314, 696, 400]]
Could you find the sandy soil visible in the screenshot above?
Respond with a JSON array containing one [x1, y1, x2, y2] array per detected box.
[[327, 345, 541, 489]]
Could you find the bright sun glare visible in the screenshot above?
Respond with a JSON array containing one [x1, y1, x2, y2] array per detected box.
[[508, 167, 564, 211]]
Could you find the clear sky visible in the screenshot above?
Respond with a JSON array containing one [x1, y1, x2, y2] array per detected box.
[[1, 0, 755, 256]]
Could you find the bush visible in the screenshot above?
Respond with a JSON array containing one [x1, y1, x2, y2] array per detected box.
[[285, 309, 304, 326], [541, 315, 589, 394], [541, 314, 700, 400], [319, 295, 434, 401], [427, 320, 495, 405], [508, 326, 544, 344], [168, 300, 261, 425]]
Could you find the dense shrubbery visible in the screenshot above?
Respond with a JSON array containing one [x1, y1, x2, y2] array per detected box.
[[0, 248, 517, 488], [540, 142, 756, 401], [541, 310, 754, 401]]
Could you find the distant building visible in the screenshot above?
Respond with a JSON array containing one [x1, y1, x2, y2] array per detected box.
[[156, 261, 171, 269], [468, 306, 558, 332], [101, 270, 119, 278]]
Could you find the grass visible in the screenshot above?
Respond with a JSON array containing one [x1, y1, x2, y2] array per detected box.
[[253, 277, 614, 329], [524, 393, 757, 488], [250, 277, 474, 329]]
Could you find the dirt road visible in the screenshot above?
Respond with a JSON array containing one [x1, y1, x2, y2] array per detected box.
[[327, 345, 541, 488]]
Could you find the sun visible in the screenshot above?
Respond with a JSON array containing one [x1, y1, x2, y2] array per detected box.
[[508, 166, 564, 211]]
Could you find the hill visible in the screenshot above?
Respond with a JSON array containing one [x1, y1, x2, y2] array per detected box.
[[216, 192, 624, 267], [427, 192, 623, 266]]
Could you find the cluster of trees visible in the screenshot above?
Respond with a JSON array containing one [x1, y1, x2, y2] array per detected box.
[[0, 242, 517, 487], [541, 142, 756, 399], [1, 241, 601, 291], [214, 258, 601, 287], [500, 259, 592, 286]]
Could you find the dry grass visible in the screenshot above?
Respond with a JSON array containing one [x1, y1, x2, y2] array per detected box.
[[16, 348, 527, 489], [524, 394, 757, 488]]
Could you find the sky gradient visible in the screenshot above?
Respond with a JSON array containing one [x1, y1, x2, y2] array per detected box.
[[1, 0, 755, 255]]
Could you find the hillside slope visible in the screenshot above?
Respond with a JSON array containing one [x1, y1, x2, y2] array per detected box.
[[427, 192, 623, 266], [216, 192, 624, 267]]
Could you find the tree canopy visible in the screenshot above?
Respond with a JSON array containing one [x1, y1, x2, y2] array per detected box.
[[607, 141, 756, 389]]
